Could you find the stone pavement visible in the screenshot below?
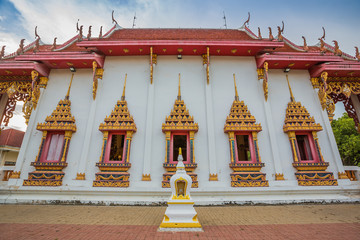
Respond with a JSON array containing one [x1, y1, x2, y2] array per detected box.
[[0, 204, 359, 239]]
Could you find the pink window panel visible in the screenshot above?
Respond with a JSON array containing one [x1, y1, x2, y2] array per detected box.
[[45, 134, 64, 162], [295, 133, 319, 163], [234, 133, 256, 164], [170, 132, 190, 164]]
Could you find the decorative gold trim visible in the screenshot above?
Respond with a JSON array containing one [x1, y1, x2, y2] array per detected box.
[[209, 173, 218, 181], [338, 172, 348, 179], [142, 174, 151, 181], [275, 173, 285, 180], [76, 173, 85, 180], [9, 171, 20, 179]]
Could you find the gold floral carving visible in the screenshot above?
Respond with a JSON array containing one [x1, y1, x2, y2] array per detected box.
[[142, 174, 151, 181], [9, 171, 20, 179], [338, 172, 348, 179], [209, 173, 218, 181], [275, 173, 285, 180], [23, 180, 62, 186], [76, 173, 86, 180], [297, 180, 338, 186], [231, 181, 269, 187], [92, 61, 104, 100]]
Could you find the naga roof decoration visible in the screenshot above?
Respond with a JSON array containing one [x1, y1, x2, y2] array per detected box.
[[37, 75, 76, 132], [224, 74, 262, 133], [99, 74, 137, 132], [162, 74, 198, 132], [283, 75, 322, 133]]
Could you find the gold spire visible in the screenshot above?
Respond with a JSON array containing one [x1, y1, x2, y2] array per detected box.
[[179, 147, 182, 156], [65, 73, 74, 100], [121, 74, 127, 101], [177, 73, 181, 100], [286, 74, 295, 102], [233, 73, 239, 101]]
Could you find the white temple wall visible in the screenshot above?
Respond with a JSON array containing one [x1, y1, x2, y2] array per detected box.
[[12, 56, 350, 193]]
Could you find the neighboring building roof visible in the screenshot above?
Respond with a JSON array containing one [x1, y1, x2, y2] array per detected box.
[[0, 128, 25, 148]]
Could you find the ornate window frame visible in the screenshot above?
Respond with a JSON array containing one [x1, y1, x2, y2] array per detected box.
[[23, 75, 76, 187], [161, 74, 198, 188], [284, 75, 337, 186], [93, 74, 136, 188], [224, 75, 268, 187]]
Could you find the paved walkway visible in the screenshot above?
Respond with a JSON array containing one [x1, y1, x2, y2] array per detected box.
[[0, 204, 359, 239]]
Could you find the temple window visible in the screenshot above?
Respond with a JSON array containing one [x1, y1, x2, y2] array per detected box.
[[224, 74, 268, 187], [235, 134, 253, 162], [283, 75, 337, 186], [295, 133, 318, 162], [107, 133, 126, 162], [23, 74, 77, 187], [171, 133, 188, 163], [162, 74, 199, 188], [93, 74, 136, 188], [41, 132, 65, 162]]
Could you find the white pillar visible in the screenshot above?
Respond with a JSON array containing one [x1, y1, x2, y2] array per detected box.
[[142, 81, 155, 180], [350, 94, 360, 124], [75, 80, 102, 181], [8, 88, 45, 186], [312, 88, 348, 181], [256, 78, 284, 180], [205, 83, 218, 180]]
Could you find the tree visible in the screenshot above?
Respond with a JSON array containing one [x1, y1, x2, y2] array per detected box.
[[331, 113, 360, 166]]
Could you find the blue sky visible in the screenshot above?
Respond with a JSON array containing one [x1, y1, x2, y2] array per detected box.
[[0, 0, 359, 130]]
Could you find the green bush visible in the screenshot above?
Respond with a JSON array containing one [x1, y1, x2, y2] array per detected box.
[[331, 113, 360, 166]]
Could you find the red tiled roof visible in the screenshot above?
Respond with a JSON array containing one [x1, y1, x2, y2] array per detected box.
[[102, 28, 255, 41], [0, 128, 25, 148]]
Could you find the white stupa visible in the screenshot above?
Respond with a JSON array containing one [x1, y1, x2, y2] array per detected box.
[[159, 148, 202, 231]]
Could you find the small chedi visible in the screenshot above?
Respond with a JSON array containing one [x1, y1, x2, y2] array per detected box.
[[159, 148, 202, 231]]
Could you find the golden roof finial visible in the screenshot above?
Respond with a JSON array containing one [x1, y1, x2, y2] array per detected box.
[[179, 147, 182, 156], [65, 73, 74, 100], [233, 73, 239, 101], [286, 74, 295, 102], [177, 73, 181, 100], [121, 73, 127, 101]]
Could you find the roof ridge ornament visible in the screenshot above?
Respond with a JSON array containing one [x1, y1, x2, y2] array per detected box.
[[243, 12, 250, 27], [112, 10, 118, 26], [0, 46, 5, 60], [268, 27, 274, 40], [99, 26, 103, 38], [16, 39, 25, 55], [258, 27, 262, 39], [87, 26, 92, 40], [277, 21, 284, 41], [35, 26, 40, 39], [51, 37, 57, 51], [333, 40, 342, 56], [355, 47, 360, 60], [302, 36, 309, 52]]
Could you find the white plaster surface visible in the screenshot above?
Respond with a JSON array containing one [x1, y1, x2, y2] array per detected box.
[[2, 56, 359, 205]]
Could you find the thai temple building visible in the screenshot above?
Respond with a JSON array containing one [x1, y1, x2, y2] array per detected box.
[[0, 15, 359, 204]]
